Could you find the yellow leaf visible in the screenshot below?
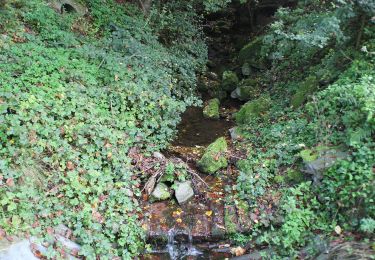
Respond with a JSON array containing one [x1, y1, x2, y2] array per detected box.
[[205, 210, 213, 217], [176, 218, 182, 223], [334, 225, 342, 235]]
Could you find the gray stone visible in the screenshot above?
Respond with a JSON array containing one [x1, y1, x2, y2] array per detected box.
[[241, 62, 251, 76], [302, 149, 349, 184], [56, 235, 81, 255], [153, 151, 165, 160], [49, 0, 88, 15], [0, 233, 80, 260], [300, 235, 329, 258], [229, 127, 240, 141], [0, 239, 39, 260], [151, 182, 171, 201], [175, 181, 194, 204], [231, 249, 274, 259]]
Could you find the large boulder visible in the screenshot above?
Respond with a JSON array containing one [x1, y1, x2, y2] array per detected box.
[[150, 182, 171, 201], [238, 37, 266, 69], [203, 98, 220, 119], [49, 0, 88, 15], [222, 71, 239, 92], [198, 137, 228, 174], [174, 181, 194, 204], [300, 146, 349, 184], [290, 76, 319, 107], [235, 95, 271, 124], [231, 78, 262, 101]]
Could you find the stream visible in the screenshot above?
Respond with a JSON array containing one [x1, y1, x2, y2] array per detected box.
[[141, 103, 239, 260]]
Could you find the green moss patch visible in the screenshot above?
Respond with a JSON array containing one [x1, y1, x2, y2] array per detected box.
[[198, 137, 228, 174], [203, 98, 220, 119], [235, 95, 271, 124]]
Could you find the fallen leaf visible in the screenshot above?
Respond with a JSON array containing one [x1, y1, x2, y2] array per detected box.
[[66, 161, 74, 171], [334, 225, 342, 235], [6, 178, 14, 187], [231, 246, 246, 256], [205, 210, 213, 217]]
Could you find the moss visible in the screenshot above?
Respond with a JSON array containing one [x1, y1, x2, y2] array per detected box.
[[231, 78, 262, 101], [291, 76, 319, 107], [235, 94, 271, 124], [150, 182, 171, 202], [299, 149, 318, 162], [203, 98, 220, 119], [238, 37, 266, 68], [222, 71, 239, 92], [224, 207, 237, 235], [198, 137, 228, 174], [286, 169, 304, 183], [274, 175, 285, 184]]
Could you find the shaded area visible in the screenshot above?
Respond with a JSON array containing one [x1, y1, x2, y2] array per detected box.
[[172, 107, 234, 147]]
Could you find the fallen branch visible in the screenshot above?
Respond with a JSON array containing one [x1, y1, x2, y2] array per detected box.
[[187, 169, 209, 188]]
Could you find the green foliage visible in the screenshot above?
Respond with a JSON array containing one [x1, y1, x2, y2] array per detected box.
[[290, 76, 319, 107], [260, 182, 330, 256], [0, 0, 207, 258], [319, 143, 375, 228], [233, 0, 375, 255]]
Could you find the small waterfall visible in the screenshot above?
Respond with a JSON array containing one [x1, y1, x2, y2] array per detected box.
[[166, 228, 203, 260]]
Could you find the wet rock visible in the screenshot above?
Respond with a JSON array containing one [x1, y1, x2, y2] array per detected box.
[[231, 249, 274, 260], [197, 137, 228, 174], [235, 95, 271, 124], [315, 241, 375, 260], [151, 182, 171, 201], [241, 62, 251, 76], [209, 89, 228, 101], [203, 98, 220, 119], [174, 181, 194, 204], [222, 71, 239, 92], [238, 36, 266, 69], [229, 127, 240, 141], [231, 78, 262, 101]]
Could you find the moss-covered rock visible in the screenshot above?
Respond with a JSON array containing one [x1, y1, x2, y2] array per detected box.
[[238, 37, 266, 68], [150, 182, 171, 202], [290, 76, 319, 107], [273, 175, 285, 184], [235, 95, 271, 124], [231, 78, 262, 101], [286, 169, 305, 183], [203, 98, 220, 119], [198, 137, 228, 174], [221, 71, 239, 92]]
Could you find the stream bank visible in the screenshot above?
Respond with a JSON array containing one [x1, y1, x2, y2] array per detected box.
[[140, 4, 266, 259]]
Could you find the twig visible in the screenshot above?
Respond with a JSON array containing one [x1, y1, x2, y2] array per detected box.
[[187, 169, 209, 188]]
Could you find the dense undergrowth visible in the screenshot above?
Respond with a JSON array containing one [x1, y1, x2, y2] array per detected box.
[[0, 0, 374, 259], [0, 0, 206, 258], [231, 0, 375, 256]]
